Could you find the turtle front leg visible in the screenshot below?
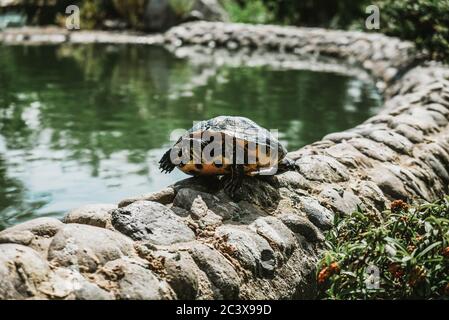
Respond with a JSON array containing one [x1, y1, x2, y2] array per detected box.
[[223, 164, 245, 199]]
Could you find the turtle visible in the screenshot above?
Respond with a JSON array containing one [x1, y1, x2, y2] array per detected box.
[[159, 116, 296, 197]]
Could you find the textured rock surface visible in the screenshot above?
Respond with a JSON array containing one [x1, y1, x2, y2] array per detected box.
[[111, 201, 195, 245], [1, 22, 449, 300], [64, 204, 116, 228]]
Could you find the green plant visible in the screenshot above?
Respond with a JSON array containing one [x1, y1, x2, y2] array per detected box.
[[223, 0, 275, 24], [168, 0, 195, 18], [79, 0, 105, 29], [376, 0, 449, 61], [112, 0, 147, 30], [318, 198, 449, 299]]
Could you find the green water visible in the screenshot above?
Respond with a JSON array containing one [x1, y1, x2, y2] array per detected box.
[[0, 44, 381, 229]]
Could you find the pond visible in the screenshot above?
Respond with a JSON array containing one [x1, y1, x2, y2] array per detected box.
[[0, 44, 382, 229]]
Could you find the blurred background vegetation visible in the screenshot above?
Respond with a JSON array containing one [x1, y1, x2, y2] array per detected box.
[[0, 0, 448, 59]]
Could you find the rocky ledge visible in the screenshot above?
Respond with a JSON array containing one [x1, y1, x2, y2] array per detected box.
[[1, 22, 449, 300]]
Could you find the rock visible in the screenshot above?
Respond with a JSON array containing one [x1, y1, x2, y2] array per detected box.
[[190, 244, 240, 299], [190, 195, 209, 219], [342, 190, 363, 213], [0, 230, 34, 246], [111, 201, 195, 245], [298, 196, 334, 230], [239, 177, 282, 209], [325, 142, 371, 168], [366, 130, 413, 155], [296, 155, 349, 183], [323, 131, 362, 142], [154, 251, 199, 300], [274, 171, 310, 190], [216, 226, 276, 277], [190, 196, 223, 229], [0, 244, 51, 299], [318, 186, 362, 215], [355, 180, 388, 211], [0, 217, 63, 238], [278, 213, 324, 242], [368, 166, 408, 200], [118, 187, 175, 208], [0, 217, 64, 254], [171, 206, 190, 217], [100, 258, 173, 300], [64, 204, 116, 228], [420, 151, 449, 183], [393, 124, 424, 143], [426, 103, 449, 118], [41, 267, 113, 300], [349, 138, 396, 162], [250, 216, 296, 257], [389, 112, 439, 134], [48, 224, 135, 272], [173, 188, 239, 220]]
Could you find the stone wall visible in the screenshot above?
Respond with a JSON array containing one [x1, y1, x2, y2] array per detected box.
[[1, 22, 449, 300]]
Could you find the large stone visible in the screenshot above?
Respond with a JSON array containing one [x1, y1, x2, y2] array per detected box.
[[365, 130, 413, 155], [322, 131, 362, 142], [0, 244, 51, 299], [368, 166, 408, 200], [173, 188, 240, 220], [190, 196, 223, 229], [64, 204, 116, 228], [298, 196, 334, 230], [278, 213, 324, 242], [318, 186, 363, 215], [274, 171, 311, 190], [216, 226, 276, 277], [325, 142, 371, 168], [349, 138, 396, 162], [393, 124, 424, 143], [0, 217, 63, 238], [389, 112, 439, 134], [111, 201, 195, 245], [100, 258, 174, 300], [239, 177, 282, 209], [420, 150, 449, 183], [250, 216, 296, 257], [0, 217, 64, 254], [41, 267, 113, 300], [190, 243, 240, 299], [151, 250, 200, 300], [48, 224, 134, 272], [296, 155, 349, 183], [118, 187, 175, 208]]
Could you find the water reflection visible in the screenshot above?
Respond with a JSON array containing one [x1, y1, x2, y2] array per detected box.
[[0, 44, 381, 229]]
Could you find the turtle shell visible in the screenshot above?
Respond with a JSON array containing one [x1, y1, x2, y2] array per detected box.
[[170, 116, 287, 176]]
